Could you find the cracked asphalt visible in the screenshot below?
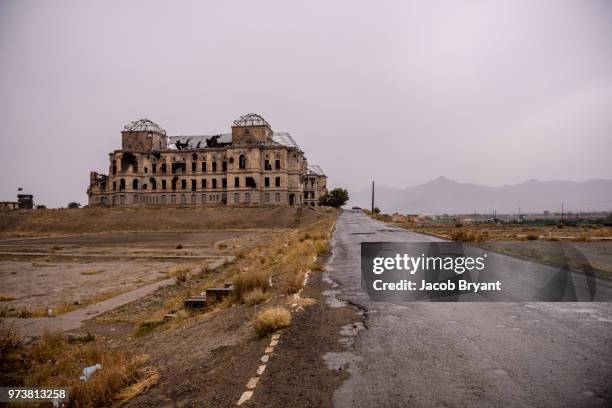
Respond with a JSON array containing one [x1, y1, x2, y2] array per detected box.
[[325, 211, 612, 408]]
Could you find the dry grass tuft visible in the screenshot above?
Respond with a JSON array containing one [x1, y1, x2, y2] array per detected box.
[[234, 269, 270, 299], [32, 261, 55, 268], [81, 269, 102, 276], [198, 264, 211, 276], [242, 288, 270, 305], [115, 365, 160, 403], [282, 271, 305, 295], [0, 295, 16, 302], [22, 332, 154, 407], [0, 321, 22, 358], [526, 232, 539, 241], [133, 320, 164, 337], [253, 307, 292, 337], [18, 308, 34, 318], [171, 266, 191, 283], [50, 303, 79, 316], [315, 241, 330, 256], [450, 229, 484, 242]]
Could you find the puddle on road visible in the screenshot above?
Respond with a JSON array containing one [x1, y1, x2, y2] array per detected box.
[[322, 271, 339, 288], [323, 351, 362, 374], [321, 245, 368, 378], [323, 290, 348, 308], [322, 271, 347, 307], [323, 312, 366, 374], [339, 321, 366, 348]]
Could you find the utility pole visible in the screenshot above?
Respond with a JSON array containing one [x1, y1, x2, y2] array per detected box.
[[561, 203, 564, 223], [371, 181, 375, 213]]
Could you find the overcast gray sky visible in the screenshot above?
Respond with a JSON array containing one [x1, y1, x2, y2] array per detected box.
[[1, 0, 611, 207]]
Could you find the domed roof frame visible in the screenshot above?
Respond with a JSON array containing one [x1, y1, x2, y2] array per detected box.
[[232, 113, 271, 128], [123, 118, 166, 135]]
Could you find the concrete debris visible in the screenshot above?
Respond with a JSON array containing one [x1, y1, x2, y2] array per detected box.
[[205, 286, 234, 302], [184, 296, 207, 309]]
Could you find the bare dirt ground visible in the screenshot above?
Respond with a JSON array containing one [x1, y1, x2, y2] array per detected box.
[[0, 230, 261, 316], [480, 240, 612, 280], [0, 230, 243, 246], [0, 260, 171, 313], [0, 206, 338, 407], [74, 238, 340, 408], [386, 218, 612, 280], [395, 220, 612, 242]]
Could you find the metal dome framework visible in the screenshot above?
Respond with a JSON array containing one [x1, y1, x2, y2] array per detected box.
[[123, 118, 166, 135], [232, 113, 271, 128]]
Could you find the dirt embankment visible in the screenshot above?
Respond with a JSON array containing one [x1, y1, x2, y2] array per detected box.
[[0, 207, 322, 236]]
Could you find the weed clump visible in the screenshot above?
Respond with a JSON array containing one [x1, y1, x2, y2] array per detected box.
[[24, 332, 152, 406], [253, 307, 291, 337], [234, 270, 270, 299], [242, 288, 270, 305], [0, 321, 22, 358], [0, 295, 16, 302], [171, 266, 191, 283], [450, 229, 484, 242], [133, 320, 164, 337], [315, 241, 329, 256], [282, 271, 304, 295]]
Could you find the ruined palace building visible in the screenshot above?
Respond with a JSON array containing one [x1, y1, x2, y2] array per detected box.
[[87, 113, 327, 207]]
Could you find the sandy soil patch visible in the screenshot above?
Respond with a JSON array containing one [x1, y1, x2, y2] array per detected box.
[[0, 230, 269, 316], [0, 259, 174, 314]]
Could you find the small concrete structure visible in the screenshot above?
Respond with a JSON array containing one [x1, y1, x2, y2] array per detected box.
[[184, 296, 207, 309], [205, 285, 234, 302]]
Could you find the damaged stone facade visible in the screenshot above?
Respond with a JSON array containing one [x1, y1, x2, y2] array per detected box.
[[87, 114, 328, 207]]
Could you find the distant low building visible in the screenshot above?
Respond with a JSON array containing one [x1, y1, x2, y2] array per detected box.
[[1, 192, 34, 210], [0, 201, 18, 210], [87, 114, 328, 207], [391, 213, 419, 223]]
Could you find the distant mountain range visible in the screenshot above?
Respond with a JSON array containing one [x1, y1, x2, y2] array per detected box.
[[347, 177, 612, 214]]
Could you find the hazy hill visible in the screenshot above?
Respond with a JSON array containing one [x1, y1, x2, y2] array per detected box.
[[348, 177, 612, 214]]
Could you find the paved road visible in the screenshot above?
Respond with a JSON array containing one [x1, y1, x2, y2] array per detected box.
[[326, 212, 612, 408]]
